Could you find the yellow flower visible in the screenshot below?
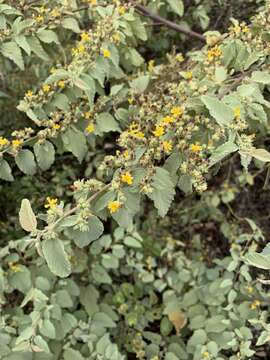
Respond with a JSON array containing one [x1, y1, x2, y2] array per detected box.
[[58, 80, 66, 89], [45, 197, 58, 210], [50, 67, 56, 74], [148, 60, 155, 72], [242, 25, 250, 33], [175, 53, 184, 62], [42, 84, 51, 93], [121, 172, 133, 185], [128, 98, 134, 105], [113, 33, 121, 43], [184, 71, 193, 80], [250, 299, 261, 310], [190, 143, 202, 152], [35, 15, 44, 23], [153, 125, 165, 137], [88, 0, 97, 4], [86, 123, 95, 134], [81, 32, 90, 42], [78, 44, 85, 53], [171, 106, 183, 117], [162, 140, 172, 153], [234, 107, 241, 119], [123, 150, 129, 158], [25, 90, 33, 98], [202, 351, 210, 359], [245, 286, 254, 294], [12, 139, 22, 148], [232, 25, 241, 34], [207, 46, 222, 61], [8, 262, 22, 273], [53, 123, 60, 130], [102, 48, 111, 58], [0, 137, 8, 147], [51, 8, 60, 17], [107, 201, 121, 214], [118, 6, 126, 15], [162, 116, 174, 124], [83, 111, 92, 119]]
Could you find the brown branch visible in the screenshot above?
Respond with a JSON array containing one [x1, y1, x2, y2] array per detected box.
[[134, 4, 206, 42]]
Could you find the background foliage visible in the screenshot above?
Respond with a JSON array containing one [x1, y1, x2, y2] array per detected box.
[[1, 0, 270, 359]]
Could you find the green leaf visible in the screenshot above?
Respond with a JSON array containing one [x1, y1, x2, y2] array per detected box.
[[251, 71, 270, 84], [92, 312, 116, 328], [40, 319, 56, 339], [201, 95, 234, 126], [247, 148, 270, 162], [14, 35, 31, 55], [15, 149, 37, 175], [0, 158, 14, 181], [37, 29, 59, 44], [62, 17, 80, 33], [34, 140, 55, 171], [33, 335, 50, 353], [1, 41, 24, 69], [96, 112, 120, 133], [166, 0, 184, 16], [42, 238, 71, 278], [62, 127, 87, 163], [68, 216, 104, 248], [27, 36, 50, 61], [19, 199, 37, 232], [244, 251, 270, 270], [130, 75, 149, 93], [210, 141, 238, 166], [64, 348, 85, 360], [148, 167, 175, 217]]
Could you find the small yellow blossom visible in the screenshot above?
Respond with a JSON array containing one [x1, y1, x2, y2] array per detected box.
[[250, 299, 261, 310], [8, 262, 22, 273], [12, 139, 22, 148], [88, 0, 97, 4], [113, 33, 121, 43], [50, 67, 56, 74], [175, 53, 184, 62], [121, 172, 133, 185], [42, 84, 51, 93], [51, 8, 60, 17], [171, 106, 183, 117], [128, 98, 134, 105], [45, 197, 58, 210], [107, 201, 121, 214], [190, 143, 202, 152], [86, 123, 95, 134], [245, 286, 254, 294], [153, 125, 165, 137], [232, 25, 241, 34], [0, 137, 8, 147], [162, 140, 173, 153], [58, 80, 66, 89], [207, 45, 222, 61], [202, 351, 210, 359], [123, 150, 129, 158], [81, 32, 90, 42], [242, 26, 250, 33], [83, 111, 92, 119], [25, 90, 33, 98], [234, 107, 241, 119], [184, 71, 193, 80], [102, 48, 111, 58], [53, 123, 60, 130], [35, 15, 44, 23], [148, 60, 155, 72], [118, 6, 126, 15], [162, 116, 174, 124], [78, 44, 85, 53]]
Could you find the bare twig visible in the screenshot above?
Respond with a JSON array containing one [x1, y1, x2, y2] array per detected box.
[[134, 4, 206, 42]]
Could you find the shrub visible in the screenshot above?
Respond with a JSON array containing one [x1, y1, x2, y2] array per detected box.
[[1, 1, 270, 359]]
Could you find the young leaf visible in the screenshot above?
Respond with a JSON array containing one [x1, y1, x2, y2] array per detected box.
[[62, 127, 87, 163], [210, 141, 238, 166], [201, 95, 234, 126], [34, 140, 55, 171], [0, 158, 14, 181], [68, 216, 104, 248], [148, 167, 175, 217], [19, 199, 37, 232], [42, 238, 71, 278], [166, 0, 184, 17], [15, 149, 37, 175]]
